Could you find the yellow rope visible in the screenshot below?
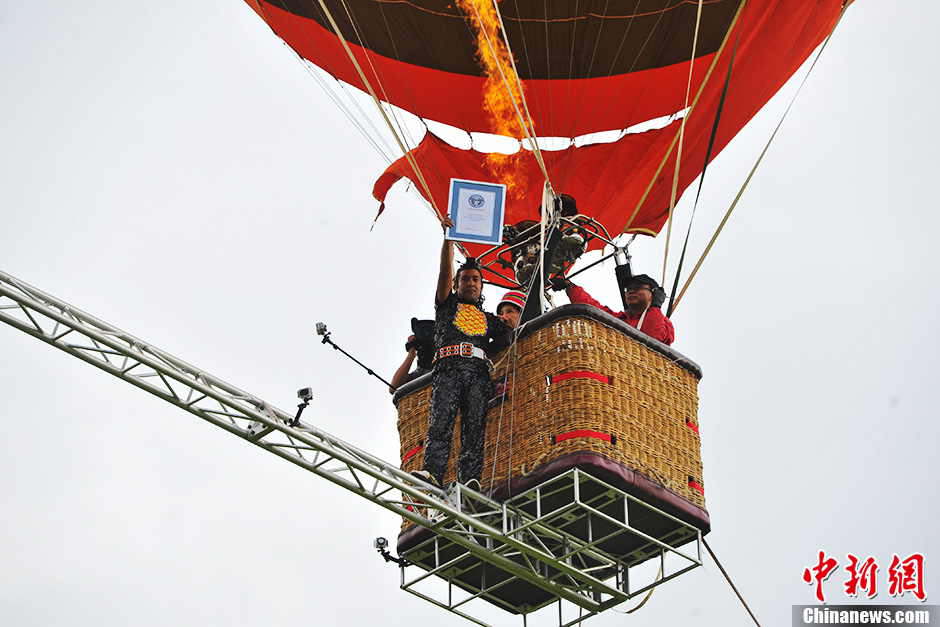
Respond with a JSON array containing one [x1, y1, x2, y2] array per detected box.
[[489, 0, 553, 189], [314, 0, 445, 221], [618, 564, 662, 614], [335, 0, 422, 157], [463, 0, 553, 189], [669, 7, 846, 316], [623, 0, 748, 233], [662, 0, 705, 286], [487, 331, 521, 490]]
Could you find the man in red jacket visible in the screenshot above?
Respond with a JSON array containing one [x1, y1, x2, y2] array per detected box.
[[555, 274, 675, 345]]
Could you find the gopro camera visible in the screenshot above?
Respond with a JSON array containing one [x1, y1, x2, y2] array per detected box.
[[297, 387, 313, 402], [315, 322, 328, 336], [373, 537, 388, 550]]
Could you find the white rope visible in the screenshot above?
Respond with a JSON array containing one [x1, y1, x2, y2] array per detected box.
[[313, 0, 444, 219], [265, 8, 450, 230], [538, 183, 549, 309], [487, 373, 508, 489], [327, 0, 473, 249], [250, 1, 398, 168], [251, 2, 446, 227], [636, 305, 649, 332], [623, 0, 749, 233], [662, 0, 705, 286], [335, 0, 423, 156], [303, 63, 396, 163], [487, 324, 523, 490], [255, 0, 466, 239], [506, 343, 517, 495], [463, 0, 552, 188], [489, 0, 552, 186], [670, 7, 846, 316], [341, 1, 465, 227]]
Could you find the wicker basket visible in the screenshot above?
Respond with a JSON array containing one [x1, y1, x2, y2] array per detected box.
[[394, 305, 706, 536]]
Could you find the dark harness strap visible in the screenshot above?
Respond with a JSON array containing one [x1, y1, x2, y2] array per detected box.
[[667, 23, 744, 318]]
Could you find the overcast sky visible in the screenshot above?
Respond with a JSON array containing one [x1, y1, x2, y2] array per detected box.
[[1, 2, 937, 626]]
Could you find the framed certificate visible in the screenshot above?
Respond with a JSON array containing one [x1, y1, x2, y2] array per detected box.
[[445, 178, 506, 246]]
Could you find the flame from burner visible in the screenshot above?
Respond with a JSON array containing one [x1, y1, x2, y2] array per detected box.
[[456, 0, 532, 193]]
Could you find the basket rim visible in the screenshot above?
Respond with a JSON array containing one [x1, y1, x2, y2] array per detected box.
[[393, 304, 702, 404]]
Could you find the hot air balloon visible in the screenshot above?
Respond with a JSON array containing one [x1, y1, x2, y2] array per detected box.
[[246, 0, 853, 622]]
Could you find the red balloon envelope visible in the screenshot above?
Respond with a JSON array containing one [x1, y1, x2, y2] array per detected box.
[[246, 0, 851, 248]]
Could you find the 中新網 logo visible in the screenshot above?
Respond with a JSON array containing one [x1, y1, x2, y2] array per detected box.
[[802, 551, 927, 603]]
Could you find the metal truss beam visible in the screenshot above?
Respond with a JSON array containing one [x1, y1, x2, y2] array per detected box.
[[0, 270, 642, 614]]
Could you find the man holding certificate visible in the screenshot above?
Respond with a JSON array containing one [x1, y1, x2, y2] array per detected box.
[[411, 216, 510, 492]]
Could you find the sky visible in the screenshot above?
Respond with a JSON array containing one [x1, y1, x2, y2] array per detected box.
[[1, 1, 937, 626]]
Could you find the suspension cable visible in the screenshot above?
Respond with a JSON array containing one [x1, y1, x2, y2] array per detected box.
[[704, 538, 762, 626], [662, 0, 705, 286], [622, 0, 748, 233], [247, 3, 397, 165], [461, 0, 552, 189], [313, 0, 444, 220], [487, 327, 521, 489], [256, 3, 448, 228], [666, 22, 744, 318], [335, 0, 422, 156], [488, 0, 540, 142], [329, 0, 454, 228], [304, 64, 395, 164], [669, 10, 845, 316]]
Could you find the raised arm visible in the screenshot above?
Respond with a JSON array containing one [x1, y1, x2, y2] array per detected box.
[[436, 218, 455, 305]]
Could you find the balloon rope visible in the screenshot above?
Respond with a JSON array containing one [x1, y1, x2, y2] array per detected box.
[[487, 348, 509, 490], [704, 538, 763, 627], [670, 9, 846, 317], [334, 0, 421, 152], [667, 24, 743, 318], [662, 0, 705, 286], [331, 0, 457, 232], [465, 1, 553, 189], [314, 0, 444, 221], [254, 1, 446, 229], [487, 329, 520, 491], [307, 67, 395, 164], [248, 3, 396, 165], [622, 0, 748, 234], [489, 0, 552, 186], [611, 563, 662, 615]]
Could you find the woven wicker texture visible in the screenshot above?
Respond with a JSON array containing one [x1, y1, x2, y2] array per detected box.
[[397, 315, 705, 529]]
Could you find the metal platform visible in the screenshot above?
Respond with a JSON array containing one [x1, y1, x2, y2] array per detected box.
[[399, 469, 702, 626]]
